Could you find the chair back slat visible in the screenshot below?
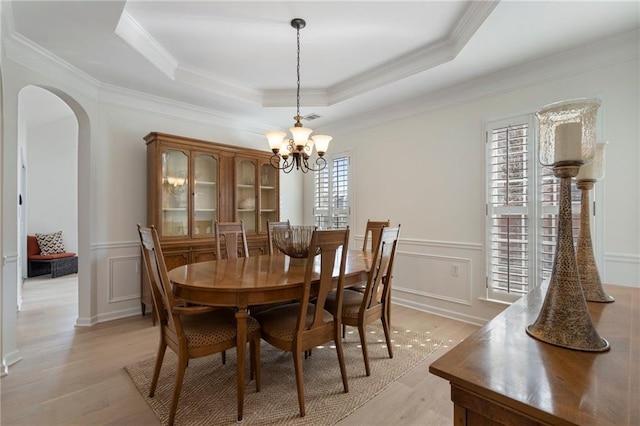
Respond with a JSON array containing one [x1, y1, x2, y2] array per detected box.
[[298, 228, 350, 334], [215, 221, 249, 259], [137, 225, 183, 336], [362, 226, 401, 311], [362, 219, 390, 252]]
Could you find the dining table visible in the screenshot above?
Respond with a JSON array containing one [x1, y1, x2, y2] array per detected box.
[[167, 250, 371, 421]]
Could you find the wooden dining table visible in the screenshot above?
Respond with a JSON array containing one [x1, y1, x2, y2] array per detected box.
[[167, 250, 371, 421]]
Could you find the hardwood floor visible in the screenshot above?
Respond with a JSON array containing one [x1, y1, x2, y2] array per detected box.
[[1, 276, 479, 425]]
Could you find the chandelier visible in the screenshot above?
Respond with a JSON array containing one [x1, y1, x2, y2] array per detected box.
[[266, 18, 332, 173]]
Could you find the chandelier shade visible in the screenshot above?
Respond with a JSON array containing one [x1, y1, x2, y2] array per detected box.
[[266, 18, 331, 174]]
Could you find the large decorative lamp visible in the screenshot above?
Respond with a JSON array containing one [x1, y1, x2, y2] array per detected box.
[[576, 142, 613, 302], [526, 98, 609, 352], [266, 18, 332, 174]]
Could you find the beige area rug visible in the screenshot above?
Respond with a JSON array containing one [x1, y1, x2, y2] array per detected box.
[[125, 325, 442, 425]]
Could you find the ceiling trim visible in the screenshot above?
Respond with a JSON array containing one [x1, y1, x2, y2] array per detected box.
[[5, 32, 100, 100], [321, 29, 639, 136], [115, 10, 178, 81], [263, 0, 499, 107], [112, 1, 499, 108], [176, 66, 263, 105], [98, 82, 269, 135]]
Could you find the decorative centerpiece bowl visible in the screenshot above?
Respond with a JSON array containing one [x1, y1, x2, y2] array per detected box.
[[272, 225, 317, 258]]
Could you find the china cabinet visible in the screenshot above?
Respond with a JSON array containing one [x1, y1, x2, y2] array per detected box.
[[142, 132, 280, 316]]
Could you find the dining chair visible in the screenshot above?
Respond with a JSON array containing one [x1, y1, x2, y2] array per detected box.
[[327, 225, 401, 376], [267, 219, 291, 255], [215, 221, 249, 259], [350, 219, 390, 296], [254, 228, 350, 417], [137, 224, 261, 426]]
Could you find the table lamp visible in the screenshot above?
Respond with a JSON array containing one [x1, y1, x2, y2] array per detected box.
[[576, 142, 614, 303], [526, 98, 609, 352]]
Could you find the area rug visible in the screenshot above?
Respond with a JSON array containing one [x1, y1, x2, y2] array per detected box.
[[125, 325, 442, 425]]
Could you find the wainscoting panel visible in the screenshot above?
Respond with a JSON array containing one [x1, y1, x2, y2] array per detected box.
[[604, 253, 640, 287], [394, 251, 472, 305], [383, 238, 501, 325], [108, 255, 141, 303], [92, 241, 144, 324]]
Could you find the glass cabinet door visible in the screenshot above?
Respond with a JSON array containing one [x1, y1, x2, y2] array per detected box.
[[161, 149, 189, 237], [259, 163, 278, 233], [193, 153, 217, 237], [236, 159, 257, 232]]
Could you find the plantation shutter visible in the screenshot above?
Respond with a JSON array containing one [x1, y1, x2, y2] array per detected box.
[[486, 119, 535, 301], [314, 155, 350, 229]]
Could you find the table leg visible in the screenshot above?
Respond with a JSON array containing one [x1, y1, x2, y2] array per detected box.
[[235, 307, 248, 422]]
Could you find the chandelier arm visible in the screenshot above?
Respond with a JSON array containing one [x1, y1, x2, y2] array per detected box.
[[270, 154, 297, 174], [301, 155, 327, 172]]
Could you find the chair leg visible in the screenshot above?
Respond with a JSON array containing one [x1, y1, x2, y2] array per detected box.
[[221, 350, 226, 364], [293, 351, 306, 417], [342, 323, 346, 338], [251, 338, 261, 392], [357, 323, 371, 376], [335, 326, 349, 392], [381, 314, 394, 359], [149, 342, 167, 397], [169, 353, 188, 426]]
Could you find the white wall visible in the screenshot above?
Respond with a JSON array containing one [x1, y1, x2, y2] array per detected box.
[[26, 115, 78, 252], [322, 51, 639, 324]]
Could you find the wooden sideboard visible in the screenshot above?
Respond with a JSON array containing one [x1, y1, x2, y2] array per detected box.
[[429, 284, 639, 425]]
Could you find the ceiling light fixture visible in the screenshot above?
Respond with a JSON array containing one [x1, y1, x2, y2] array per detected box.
[[266, 18, 331, 173]]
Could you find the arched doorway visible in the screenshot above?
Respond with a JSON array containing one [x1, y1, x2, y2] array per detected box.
[[18, 86, 78, 313]]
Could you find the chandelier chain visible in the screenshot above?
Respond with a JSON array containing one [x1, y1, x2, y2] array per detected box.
[[296, 25, 301, 119]]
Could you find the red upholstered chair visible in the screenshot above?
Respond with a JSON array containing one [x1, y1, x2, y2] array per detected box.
[[27, 234, 78, 278]]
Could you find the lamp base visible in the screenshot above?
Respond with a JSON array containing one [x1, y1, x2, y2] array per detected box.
[[576, 180, 614, 303], [525, 274, 610, 352], [526, 170, 609, 352]]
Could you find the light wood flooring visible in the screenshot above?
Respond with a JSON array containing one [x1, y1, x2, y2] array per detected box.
[[1, 276, 479, 425]]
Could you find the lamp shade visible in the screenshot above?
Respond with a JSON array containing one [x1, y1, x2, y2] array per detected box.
[[289, 126, 313, 148], [266, 131, 286, 152], [312, 134, 332, 155], [536, 98, 600, 167], [576, 141, 607, 181]]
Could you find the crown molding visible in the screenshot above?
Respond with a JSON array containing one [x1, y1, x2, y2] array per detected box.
[[322, 29, 639, 136], [4, 32, 100, 100], [326, 0, 499, 105], [98, 82, 270, 135], [115, 10, 178, 81], [176, 65, 263, 105], [108, 1, 498, 107]]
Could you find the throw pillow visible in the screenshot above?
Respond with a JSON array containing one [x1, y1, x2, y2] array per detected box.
[[36, 231, 65, 255]]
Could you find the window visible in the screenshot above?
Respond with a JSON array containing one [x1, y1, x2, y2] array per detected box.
[[314, 154, 350, 229], [486, 116, 582, 302]]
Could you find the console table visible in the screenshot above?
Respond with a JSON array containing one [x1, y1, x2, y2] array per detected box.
[[429, 284, 639, 425]]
